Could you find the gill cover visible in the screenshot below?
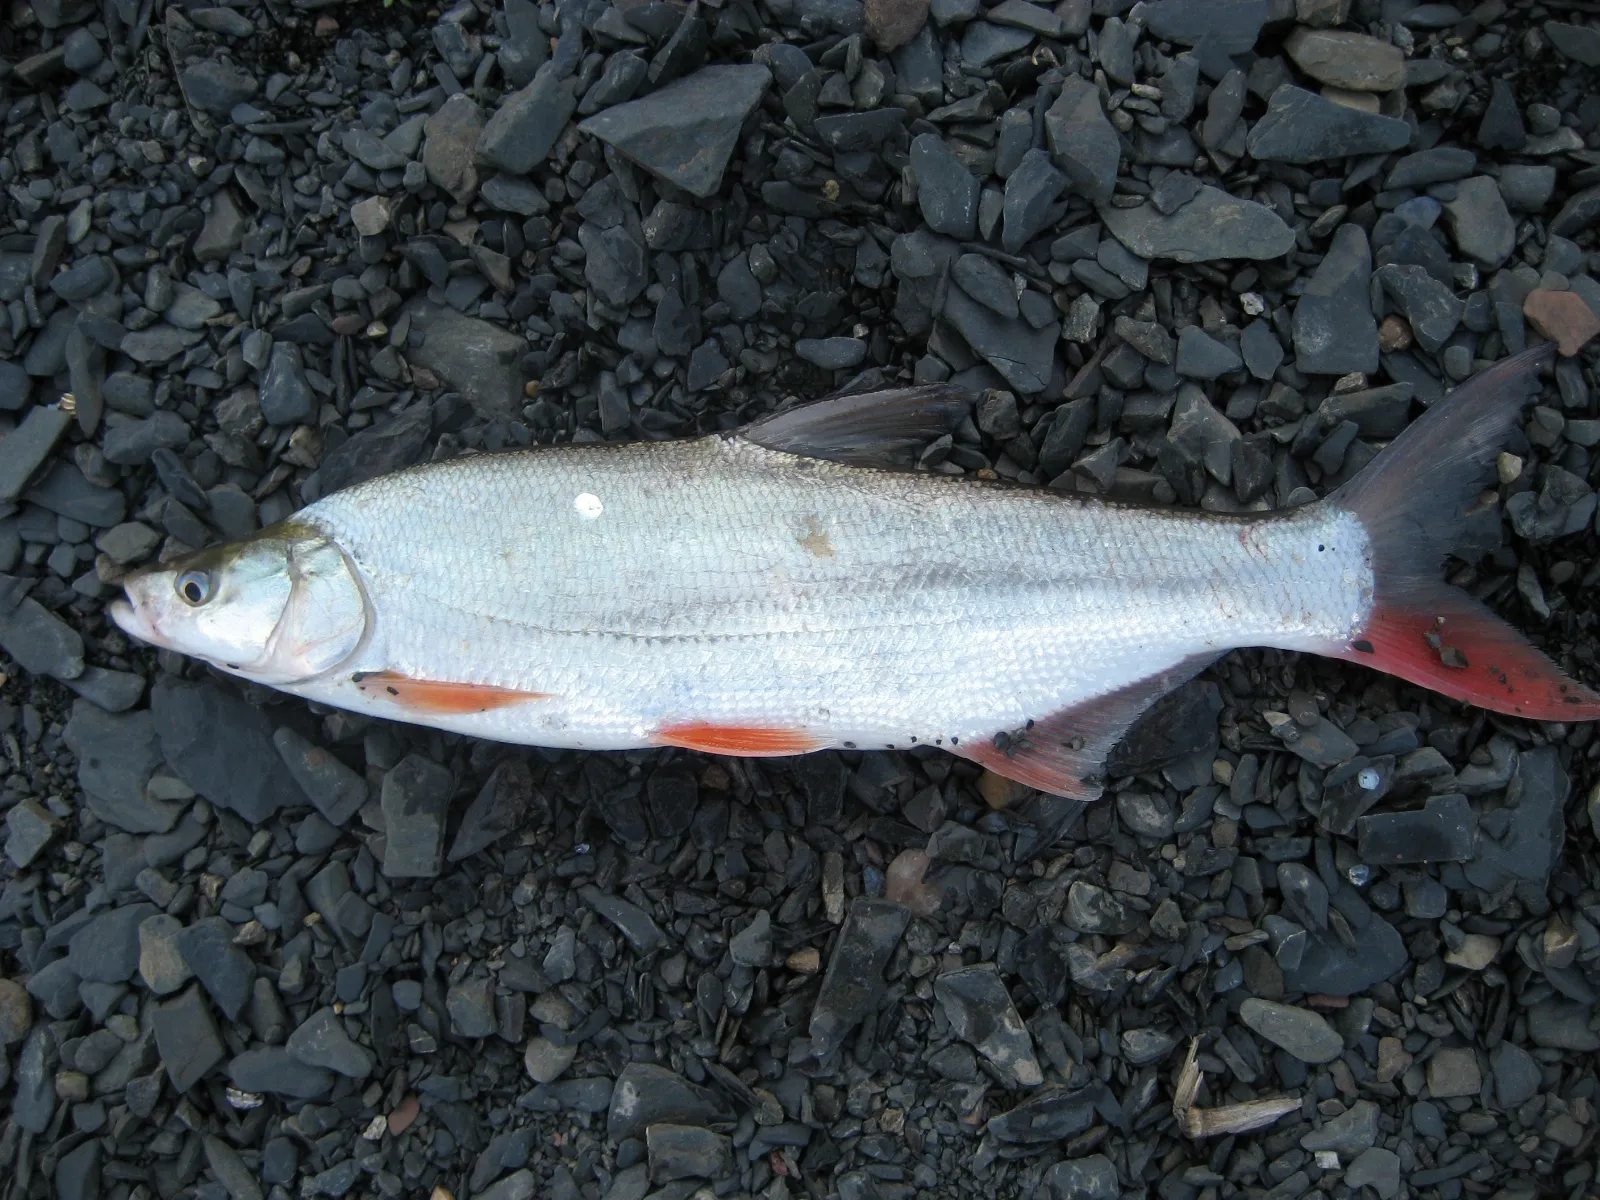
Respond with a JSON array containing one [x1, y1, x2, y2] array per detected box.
[[114, 524, 368, 685]]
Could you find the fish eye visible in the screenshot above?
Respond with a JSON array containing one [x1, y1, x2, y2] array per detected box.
[[175, 570, 213, 606]]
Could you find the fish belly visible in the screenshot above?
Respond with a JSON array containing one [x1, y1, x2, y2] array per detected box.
[[295, 437, 1373, 749]]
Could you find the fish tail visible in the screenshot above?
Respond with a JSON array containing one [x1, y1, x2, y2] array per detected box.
[[1324, 343, 1600, 720]]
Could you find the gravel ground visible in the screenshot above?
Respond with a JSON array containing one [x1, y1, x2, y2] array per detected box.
[[3, 0, 1600, 1198]]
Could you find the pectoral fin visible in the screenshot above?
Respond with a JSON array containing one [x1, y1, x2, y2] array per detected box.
[[954, 654, 1219, 800], [353, 671, 552, 715]]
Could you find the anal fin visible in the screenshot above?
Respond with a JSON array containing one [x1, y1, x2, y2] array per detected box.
[[955, 654, 1219, 801], [653, 721, 825, 756]]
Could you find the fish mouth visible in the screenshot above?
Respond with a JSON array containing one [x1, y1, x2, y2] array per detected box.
[[109, 594, 166, 650]]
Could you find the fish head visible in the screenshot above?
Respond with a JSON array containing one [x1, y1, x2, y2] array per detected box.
[[111, 521, 368, 684]]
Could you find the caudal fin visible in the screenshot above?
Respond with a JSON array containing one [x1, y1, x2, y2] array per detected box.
[[1327, 344, 1600, 720]]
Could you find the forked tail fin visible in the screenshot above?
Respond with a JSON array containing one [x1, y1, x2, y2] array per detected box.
[[1326, 344, 1600, 720]]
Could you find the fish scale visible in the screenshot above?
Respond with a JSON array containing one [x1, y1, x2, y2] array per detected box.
[[296, 435, 1372, 750]]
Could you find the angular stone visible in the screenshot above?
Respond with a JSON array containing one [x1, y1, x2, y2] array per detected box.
[[152, 678, 305, 824], [911, 133, 978, 239], [423, 94, 483, 204], [578, 885, 663, 953], [0, 404, 72, 503], [942, 287, 1057, 394], [1043, 1155, 1119, 1200], [62, 703, 175, 833], [1426, 1047, 1481, 1099], [1386, 147, 1476, 189], [647, 1124, 734, 1183], [176, 916, 253, 1020], [287, 1007, 374, 1078], [1524, 288, 1600, 357], [406, 299, 527, 417], [449, 756, 532, 860], [1246, 85, 1411, 163], [578, 64, 770, 198], [934, 965, 1042, 1086], [1546, 20, 1600, 65], [809, 899, 910, 1056], [1284, 914, 1407, 997], [1284, 29, 1405, 91], [865, 0, 927, 50], [152, 984, 225, 1093], [68, 902, 155, 983], [1357, 794, 1475, 864], [1293, 225, 1381, 377], [1551, 185, 1600, 239], [1141, 0, 1266, 54], [180, 60, 256, 115], [608, 1064, 733, 1141], [1002, 148, 1067, 254], [1176, 326, 1242, 379], [1100, 185, 1294, 262], [1045, 78, 1119, 206], [1375, 263, 1463, 354], [478, 65, 576, 174], [1442, 176, 1515, 268], [1240, 999, 1343, 1063], [138, 914, 192, 995], [381, 753, 453, 878]]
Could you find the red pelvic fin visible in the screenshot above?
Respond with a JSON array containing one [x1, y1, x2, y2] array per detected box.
[[1333, 593, 1600, 720], [353, 671, 552, 715], [652, 721, 824, 756], [955, 654, 1218, 800]]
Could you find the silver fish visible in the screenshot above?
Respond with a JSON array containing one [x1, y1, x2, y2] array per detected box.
[[112, 345, 1598, 798]]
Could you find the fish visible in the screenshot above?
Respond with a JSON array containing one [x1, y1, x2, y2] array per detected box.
[[111, 344, 1599, 800]]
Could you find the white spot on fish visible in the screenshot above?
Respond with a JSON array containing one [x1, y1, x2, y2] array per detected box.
[[574, 492, 603, 520]]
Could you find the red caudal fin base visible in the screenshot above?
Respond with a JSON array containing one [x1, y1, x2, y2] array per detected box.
[[1334, 591, 1600, 721], [1326, 343, 1600, 720]]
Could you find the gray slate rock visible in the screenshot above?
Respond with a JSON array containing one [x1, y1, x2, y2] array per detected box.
[[579, 885, 664, 953], [152, 984, 225, 1092], [934, 965, 1043, 1086], [176, 916, 253, 1020], [809, 899, 910, 1055], [68, 902, 155, 983], [62, 702, 176, 833], [0, 405, 73, 501], [259, 343, 316, 426], [477, 64, 577, 174], [1240, 999, 1343, 1063], [152, 678, 306, 824], [1100, 186, 1293, 262], [229, 1048, 335, 1098], [273, 727, 367, 826], [406, 299, 527, 417], [578, 64, 770, 198], [942, 287, 1057, 394], [647, 1125, 734, 1183], [381, 753, 453, 878], [1043, 1155, 1119, 1200], [1002, 149, 1067, 253], [450, 756, 533, 860], [1045, 78, 1119, 206], [1293, 224, 1378, 375], [1357, 794, 1475, 864], [181, 60, 256, 115], [607, 1063, 733, 1141], [1442, 176, 1515, 268], [953, 253, 1018, 318], [287, 1007, 374, 1078], [1246, 85, 1411, 163], [423, 94, 484, 204], [911, 133, 978, 238], [1376, 263, 1463, 353], [796, 337, 868, 370], [1175, 326, 1241, 379]]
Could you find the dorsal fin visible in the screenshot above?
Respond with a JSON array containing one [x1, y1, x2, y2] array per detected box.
[[955, 654, 1220, 800], [741, 385, 975, 468]]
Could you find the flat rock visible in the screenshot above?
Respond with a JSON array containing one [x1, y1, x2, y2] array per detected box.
[[406, 299, 527, 418], [176, 916, 253, 1020], [1141, 0, 1266, 54], [1043, 1155, 1118, 1200], [62, 703, 174, 833], [1246, 85, 1411, 163], [1002, 148, 1067, 253], [423, 94, 483, 204], [1524, 288, 1600, 357], [1100, 185, 1294, 262], [809, 899, 910, 1055], [152, 678, 305, 824], [865, 0, 927, 50], [1442, 176, 1515, 268], [229, 1048, 334, 1099], [1284, 29, 1404, 91], [0, 404, 71, 503], [273, 727, 367, 826], [477, 64, 576, 174], [180, 60, 255, 115], [1293, 224, 1377, 374], [138, 913, 192, 995], [934, 965, 1042, 1086], [1546, 20, 1600, 65], [152, 985, 225, 1092], [1240, 998, 1344, 1063], [578, 885, 663, 953], [607, 1063, 733, 1141], [911, 132, 978, 238], [287, 1008, 374, 1078], [647, 1124, 734, 1183], [68, 902, 155, 983], [1045, 78, 1119, 206], [579, 64, 770, 198], [1284, 913, 1408, 996], [942, 286, 1057, 394], [381, 753, 453, 878], [1357, 794, 1475, 864], [449, 756, 533, 860], [1375, 263, 1463, 353]]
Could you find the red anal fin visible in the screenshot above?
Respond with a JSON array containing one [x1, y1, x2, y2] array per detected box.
[[1333, 592, 1600, 720], [353, 670, 552, 715], [955, 654, 1219, 801], [653, 721, 824, 756]]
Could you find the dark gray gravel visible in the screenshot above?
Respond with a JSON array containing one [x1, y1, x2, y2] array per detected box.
[[3, 0, 1600, 1198]]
